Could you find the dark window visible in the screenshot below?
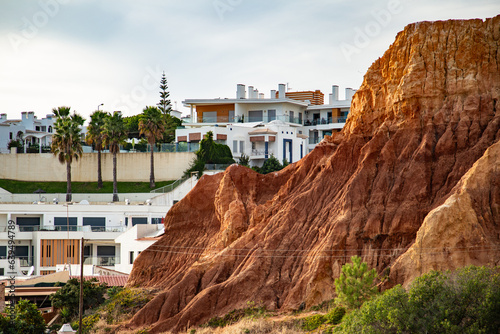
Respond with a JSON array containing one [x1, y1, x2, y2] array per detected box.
[[151, 218, 162, 224], [268, 109, 276, 121], [15, 246, 29, 257], [16, 217, 40, 231], [248, 110, 263, 122], [0, 268, 4, 275], [84, 245, 91, 256], [129, 251, 134, 264], [54, 217, 77, 231], [97, 246, 115, 256], [97, 246, 115, 266], [132, 218, 147, 226], [9, 132, 13, 140], [83, 217, 106, 231], [0, 246, 6, 258]]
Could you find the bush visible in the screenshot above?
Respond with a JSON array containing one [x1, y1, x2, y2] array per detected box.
[[325, 306, 346, 325], [0, 300, 47, 334], [301, 314, 326, 331], [238, 154, 250, 167], [335, 265, 500, 333], [334, 255, 377, 309], [103, 288, 152, 324], [183, 131, 234, 177], [72, 313, 100, 334], [51, 278, 108, 318], [7, 139, 23, 150], [260, 154, 284, 174], [203, 302, 268, 328]]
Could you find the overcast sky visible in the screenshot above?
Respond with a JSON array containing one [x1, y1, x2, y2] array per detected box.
[[1, 0, 498, 122]]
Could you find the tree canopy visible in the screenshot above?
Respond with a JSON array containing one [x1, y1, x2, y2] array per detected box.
[[184, 131, 234, 177], [51, 106, 85, 201], [0, 300, 46, 334], [51, 278, 108, 318], [335, 255, 378, 310]]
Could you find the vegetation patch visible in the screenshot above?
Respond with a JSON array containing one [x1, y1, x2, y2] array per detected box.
[[0, 179, 175, 194], [103, 288, 152, 325], [202, 302, 270, 328], [336, 265, 500, 333]]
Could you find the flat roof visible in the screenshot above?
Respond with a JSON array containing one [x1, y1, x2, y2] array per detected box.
[[183, 98, 309, 107], [306, 100, 351, 109]]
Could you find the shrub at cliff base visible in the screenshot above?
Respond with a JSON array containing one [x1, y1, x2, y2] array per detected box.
[[51, 278, 108, 318], [336, 265, 500, 333], [334, 255, 378, 309]]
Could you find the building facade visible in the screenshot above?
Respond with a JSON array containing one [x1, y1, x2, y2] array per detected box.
[[177, 83, 355, 166], [0, 203, 166, 276], [0, 112, 55, 154]]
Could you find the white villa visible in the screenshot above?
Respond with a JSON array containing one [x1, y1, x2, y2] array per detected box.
[[0, 112, 55, 154], [177, 83, 354, 166]]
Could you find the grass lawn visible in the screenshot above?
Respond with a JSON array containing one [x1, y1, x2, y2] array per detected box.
[[0, 179, 176, 194]]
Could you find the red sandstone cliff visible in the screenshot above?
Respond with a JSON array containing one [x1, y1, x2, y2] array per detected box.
[[125, 16, 500, 333]]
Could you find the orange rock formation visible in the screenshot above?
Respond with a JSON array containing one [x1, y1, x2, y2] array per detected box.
[[126, 16, 500, 333]]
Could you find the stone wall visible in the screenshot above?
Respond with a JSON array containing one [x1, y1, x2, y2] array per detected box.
[[0, 152, 195, 182]]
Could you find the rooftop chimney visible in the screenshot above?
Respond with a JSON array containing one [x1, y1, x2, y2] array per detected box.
[[278, 84, 286, 99], [248, 86, 254, 98], [236, 84, 246, 99], [270, 90, 276, 99], [329, 85, 339, 104], [345, 88, 356, 101]]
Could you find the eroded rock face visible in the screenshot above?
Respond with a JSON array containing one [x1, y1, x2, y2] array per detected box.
[[390, 139, 500, 286], [125, 16, 500, 333]]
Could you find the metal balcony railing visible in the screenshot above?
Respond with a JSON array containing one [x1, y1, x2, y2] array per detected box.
[[304, 117, 347, 126], [14, 225, 125, 232], [83, 256, 120, 266], [251, 149, 274, 157]]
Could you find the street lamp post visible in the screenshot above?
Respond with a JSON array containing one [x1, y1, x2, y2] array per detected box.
[[97, 103, 104, 111]]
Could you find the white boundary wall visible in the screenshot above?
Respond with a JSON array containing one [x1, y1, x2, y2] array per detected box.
[[0, 152, 195, 182]]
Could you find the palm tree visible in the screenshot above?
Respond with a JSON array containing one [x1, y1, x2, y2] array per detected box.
[[139, 106, 166, 188], [51, 106, 85, 202], [102, 111, 128, 202], [86, 110, 108, 189]]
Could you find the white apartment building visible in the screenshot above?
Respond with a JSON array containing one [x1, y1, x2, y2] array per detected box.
[[0, 112, 55, 154], [0, 202, 166, 277], [177, 84, 354, 167]]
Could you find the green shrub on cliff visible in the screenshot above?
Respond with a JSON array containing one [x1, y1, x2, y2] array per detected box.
[[334, 255, 378, 309], [336, 265, 500, 333]]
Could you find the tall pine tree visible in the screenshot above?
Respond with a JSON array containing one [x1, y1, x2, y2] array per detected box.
[[157, 72, 172, 115]]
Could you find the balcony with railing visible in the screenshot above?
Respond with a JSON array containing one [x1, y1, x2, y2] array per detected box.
[[83, 256, 120, 266], [11, 225, 126, 233], [194, 115, 303, 125], [250, 149, 274, 158], [304, 117, 347, 126], [308, 137, 322, 145]]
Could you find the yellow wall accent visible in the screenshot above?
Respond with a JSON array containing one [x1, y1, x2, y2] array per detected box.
[[0, 152, 195, 182]]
